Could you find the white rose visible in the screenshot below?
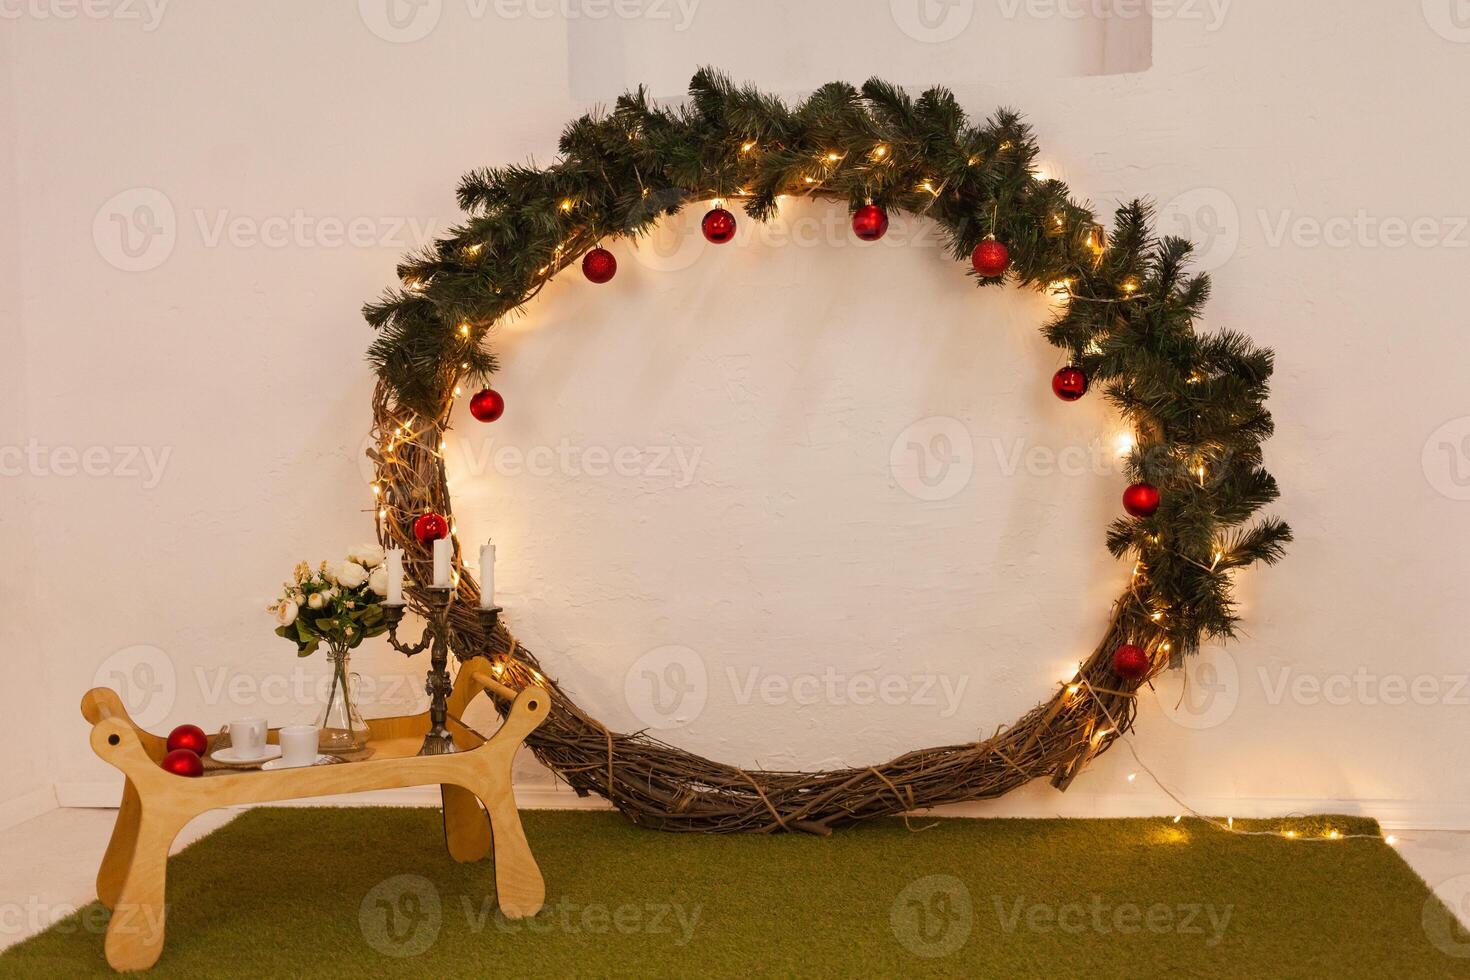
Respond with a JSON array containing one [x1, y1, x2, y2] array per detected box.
[[368, 566, 389, 597], [307, 592, 326, 610], [275, 599, 299, 627], [335, 562, 369, 589], [349, 543, 386, 568], [320, 562, 339, 585]]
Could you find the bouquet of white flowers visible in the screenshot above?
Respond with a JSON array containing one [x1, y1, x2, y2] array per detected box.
[[269, 544, 390, 656]]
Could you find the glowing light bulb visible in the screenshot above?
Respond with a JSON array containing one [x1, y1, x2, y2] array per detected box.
[[559, 198, 573, 212], [1284, 830, 1297, 838], [1127, 773, 1137, 783], [1327, 830, 1340, 840], [740, 141, 756, 153], [1173, 814, 1183, 824], [1385, 835, 1398, 845], [459, 322, 471, 337], [872, 145, 889, 159], [825, 151, 841, 163]]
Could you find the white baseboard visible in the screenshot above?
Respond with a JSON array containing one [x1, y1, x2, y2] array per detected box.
[[0, 786, 58, 831], [50, 778, 1468, 832]]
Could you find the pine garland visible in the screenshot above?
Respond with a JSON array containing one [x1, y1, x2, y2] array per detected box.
[[361, 70, 1290, 830]]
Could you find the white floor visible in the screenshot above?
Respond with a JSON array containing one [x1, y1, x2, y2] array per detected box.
[[2, 809, 1470, 953]]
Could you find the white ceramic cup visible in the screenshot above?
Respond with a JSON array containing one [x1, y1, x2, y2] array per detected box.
[[227, 717, 267, 756], [279, 725, 320, 768]]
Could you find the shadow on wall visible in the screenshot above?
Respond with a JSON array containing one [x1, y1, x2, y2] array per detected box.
[[568, 0, 1153, 100]]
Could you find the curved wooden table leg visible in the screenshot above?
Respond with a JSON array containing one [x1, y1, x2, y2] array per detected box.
[[97, 778, 142, 910], [441, 784, 492, 863], [105, 812, 183, 972], [481, 781, 545, 919]]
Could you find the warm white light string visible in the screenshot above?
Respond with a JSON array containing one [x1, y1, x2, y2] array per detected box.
[[1081, 675, 1394, 845]]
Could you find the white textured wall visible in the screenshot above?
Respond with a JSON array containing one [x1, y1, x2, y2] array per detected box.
[[5, 3, 1470, 828]]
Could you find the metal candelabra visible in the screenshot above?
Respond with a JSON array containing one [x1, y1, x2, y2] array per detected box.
[[382, 588, 503, 756]]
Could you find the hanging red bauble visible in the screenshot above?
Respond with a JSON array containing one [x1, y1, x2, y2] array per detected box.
[[851, 203, 889, 242], [971, 237, 1010, 277], [412, 512, 449, 543], [1122, 482, 1161, 517], [1052, 366, 1088, 401], [701, 207, 737, 244], [1111, 644, 1151, 681], [469, 388, 504, 423], [582, 246, 616, 283], [160, 748, 204, 777], [166, 724, 208, 757]]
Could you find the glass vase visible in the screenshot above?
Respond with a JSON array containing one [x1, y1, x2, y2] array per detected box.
[[318, 644, 369, 754]]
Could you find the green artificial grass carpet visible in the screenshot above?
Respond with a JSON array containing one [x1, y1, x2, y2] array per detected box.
[[3, 809, 1466, 978]]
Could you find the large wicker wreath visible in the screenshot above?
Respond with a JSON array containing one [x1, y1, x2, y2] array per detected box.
[[363, 70, 1289, 833]]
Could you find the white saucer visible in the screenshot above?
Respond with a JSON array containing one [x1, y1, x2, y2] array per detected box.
[[210, 745, 282, 767], [261, 754, 338, 771]]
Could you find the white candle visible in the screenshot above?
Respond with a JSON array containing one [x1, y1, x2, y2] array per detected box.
[[479, 540, 496, 608], [386, 548, 405, 605], [432, 537, 452, 588]]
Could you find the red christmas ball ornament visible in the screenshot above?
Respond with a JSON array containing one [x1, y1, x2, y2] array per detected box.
[[971, 237, 1010, 277], [1111, 644, 1151, 681], [160, 748, 204, 777], [1051, 366, 1088, 402], [701, 207, 737, 245], [1122, 482, 1161, 518], [412, 512, 449, 543], [851, 203, 889, 242], [469, 388, 504, 423], [582, 246, 616, 284], [166, 724, 208, 757]]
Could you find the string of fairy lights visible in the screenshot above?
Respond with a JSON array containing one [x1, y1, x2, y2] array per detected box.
[[363, 124, 1336, 842]]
